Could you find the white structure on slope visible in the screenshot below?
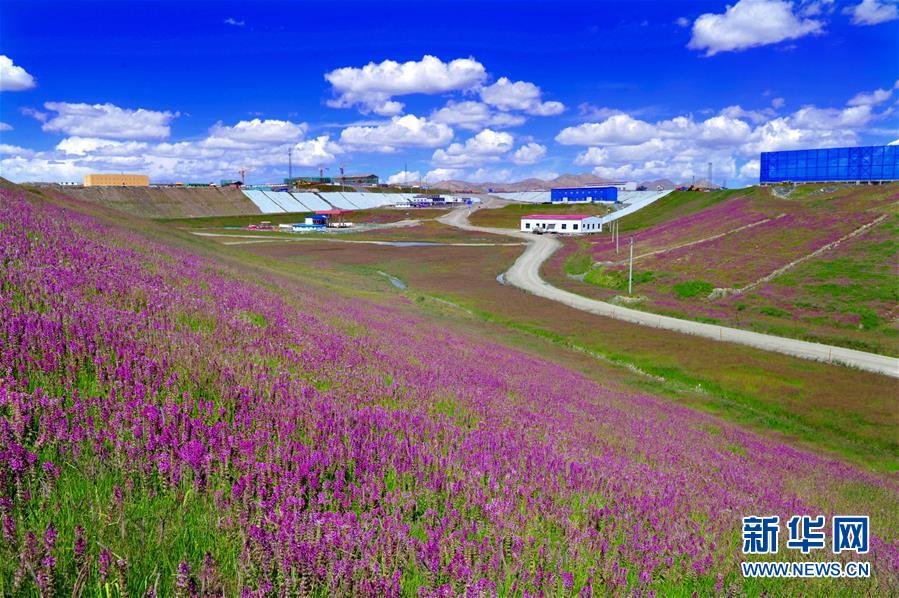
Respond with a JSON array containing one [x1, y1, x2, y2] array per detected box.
[[520, 214, 603, 234]]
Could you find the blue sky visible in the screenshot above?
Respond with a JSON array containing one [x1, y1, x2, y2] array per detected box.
[[0, 0, 897, 185]]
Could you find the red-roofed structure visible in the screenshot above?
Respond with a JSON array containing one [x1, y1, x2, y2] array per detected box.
[[523, 214, 593, 220], [520, 213, 603, 234], [315, 209, 354, 216]]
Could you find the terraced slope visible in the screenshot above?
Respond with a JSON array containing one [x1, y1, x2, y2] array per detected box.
[[49, 185, 261, 218], [547, 184, 899, 355]]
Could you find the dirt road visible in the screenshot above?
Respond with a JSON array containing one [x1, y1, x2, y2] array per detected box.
[[440, 205, 899, 378]]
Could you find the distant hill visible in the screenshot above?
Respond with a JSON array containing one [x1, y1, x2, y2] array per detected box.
[[426, 173, 698, 193], [429, 173, 619, 193], [639, 178, 677, 190]]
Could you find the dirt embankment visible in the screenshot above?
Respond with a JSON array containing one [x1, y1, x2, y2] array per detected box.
[[56, 186, 261, 218]]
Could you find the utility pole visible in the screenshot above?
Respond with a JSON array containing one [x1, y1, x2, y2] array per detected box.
[[615, 221, 619, 254], [288, 148, 292, 182], [628, 237, 634, 295]]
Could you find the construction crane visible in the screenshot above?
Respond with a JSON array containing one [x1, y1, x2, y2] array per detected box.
[[318, 166, 329, 183]]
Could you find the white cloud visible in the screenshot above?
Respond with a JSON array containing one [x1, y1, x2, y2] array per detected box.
[[424, 168, 464, 182], [771, 97, 786, 109], [289, 135, 342, 166], [468, 167, 513, 183], [223, 17, 245, 27], [676, 16, 691, 27], [790, 104, 875, 129], [844, 0, 898, 25], [559, 81, 894, 186], [511, 142, 547, 165], [386, 170, 420, 185], [430, 100, 526, 131], [431, 129, 514, 167], [42, 102, 178, 140], [206, 118, 308, 147], [801, 0, 836, 17], [719, 105, 775, 124], [742, 116, 860, 154], [479, 77, 565, 116], [847, 82, 896, 106], [577, 104, 626, 120], [559, 113, 756, 149], [697, 115, 754, 145], [20, 107, 47, 122], [556, 114, 658, 145], [889, 138, 899, 145], [739, 159, 761, 179], [55, 136, 149, 156], [324, 55, 487, 115], [0, 156, 91, 181], [339, 114, 454, 152], [0, 143, 34, 157], [0, 55, 36, 91], [687, 0, 825, 56], [0, 122, 12, 132]]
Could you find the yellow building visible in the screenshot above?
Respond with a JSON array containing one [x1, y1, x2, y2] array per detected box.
[[83, 173, 149, 187]]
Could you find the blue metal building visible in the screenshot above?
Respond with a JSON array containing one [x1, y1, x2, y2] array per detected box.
[[551, 186, 619, 203], [760, 145, 898, 184]]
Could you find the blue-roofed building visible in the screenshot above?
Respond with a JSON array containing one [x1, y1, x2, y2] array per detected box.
[[760, 145, 899, 184], [551, 186, 619, 203]]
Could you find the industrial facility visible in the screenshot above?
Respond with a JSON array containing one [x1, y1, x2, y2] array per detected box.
[[284, 174, 379, 186], [520, 214, 603, 234], [83, 173, 149, 187], [760, 145, 898, 184], [551, 187, 619, 203]]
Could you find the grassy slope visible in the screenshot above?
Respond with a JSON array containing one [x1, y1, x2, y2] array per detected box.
[[237, 234, 898, 473], [546, 184, 899, 356], [468, 202, 611, 229], [30, 183, 899, 474], [616, 188, 751, 231], [12, 184, 897, 598]]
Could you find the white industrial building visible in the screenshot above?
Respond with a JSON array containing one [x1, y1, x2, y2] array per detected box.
[[520, 214, 603, 234]]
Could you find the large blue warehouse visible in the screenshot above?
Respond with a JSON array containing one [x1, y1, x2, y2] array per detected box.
[[760, 145, 898, 184], [551, 186, 619, 203]]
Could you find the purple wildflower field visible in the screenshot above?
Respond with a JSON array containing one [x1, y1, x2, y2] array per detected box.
[[591, 197, 771, 262], [2, 187, 897, 595], [640, 210, 876, 288]]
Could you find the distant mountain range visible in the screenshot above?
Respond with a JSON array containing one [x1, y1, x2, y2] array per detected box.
[[427, 174, 717, 193]]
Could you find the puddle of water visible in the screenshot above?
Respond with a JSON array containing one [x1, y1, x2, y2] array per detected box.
[[380, 241, 440, 247], [377, 271, 407, 289]]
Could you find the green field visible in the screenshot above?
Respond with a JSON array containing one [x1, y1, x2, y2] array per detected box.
[[156, 207, 450, 229]]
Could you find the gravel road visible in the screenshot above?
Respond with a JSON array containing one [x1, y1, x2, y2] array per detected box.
[[439, 204, 899, 378]]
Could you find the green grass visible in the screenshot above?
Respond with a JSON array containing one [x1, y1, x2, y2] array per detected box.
[[157, 208, 452, 229], [1, 434, 242, 596], [156, 212, 311, 228], [672, 280, 714, 299], [563, 251, 593, 276], [417, 296, 899, 472], [584, 267, 655, 290], [616, 188, 751, 232]]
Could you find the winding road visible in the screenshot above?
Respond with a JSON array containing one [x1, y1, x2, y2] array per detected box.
[[439, 203, 899, 378]]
